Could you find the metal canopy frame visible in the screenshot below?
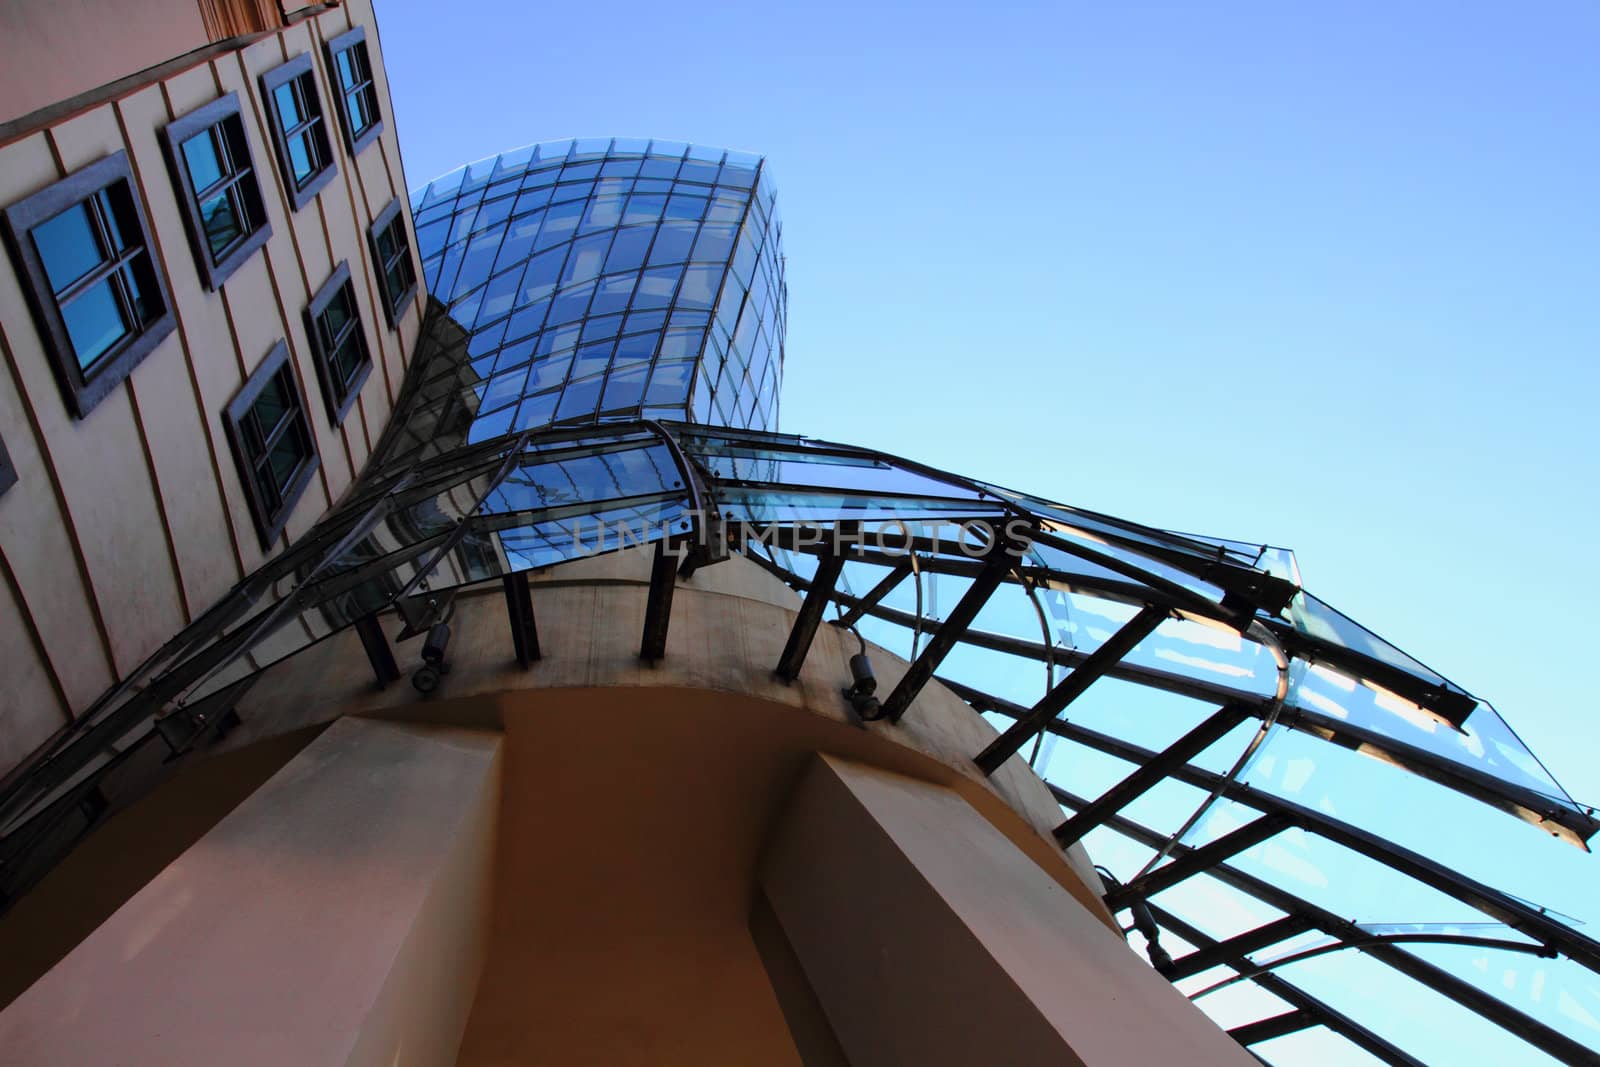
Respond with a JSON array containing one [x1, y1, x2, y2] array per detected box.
[[0, 418, 1594, 1065]]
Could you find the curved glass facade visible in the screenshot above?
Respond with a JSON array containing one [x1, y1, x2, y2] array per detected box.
[[4, 135, 1598, 1067], [380, 138, 785, 468]]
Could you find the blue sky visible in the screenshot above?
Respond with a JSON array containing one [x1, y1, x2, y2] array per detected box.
[[378, 0, 1600, 807]]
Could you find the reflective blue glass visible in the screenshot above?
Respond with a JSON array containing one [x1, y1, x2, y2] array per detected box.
[[402, 139, 785, 451]]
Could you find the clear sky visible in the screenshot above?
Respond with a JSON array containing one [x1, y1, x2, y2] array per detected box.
[[376, 0, 1600, 807]]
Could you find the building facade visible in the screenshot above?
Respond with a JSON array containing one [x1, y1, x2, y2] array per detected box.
[[0, 4, 1597, 1066]]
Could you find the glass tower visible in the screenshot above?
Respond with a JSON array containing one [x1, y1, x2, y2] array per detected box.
[[377, 138, 785, 467]]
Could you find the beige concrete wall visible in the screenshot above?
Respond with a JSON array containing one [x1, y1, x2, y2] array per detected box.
[[0, 1, 422, 776], [760, 754, 1257, 1067], [0, 0, 210, 126], [0, 717, 501, 1067], [224, 553, 1110, 921]]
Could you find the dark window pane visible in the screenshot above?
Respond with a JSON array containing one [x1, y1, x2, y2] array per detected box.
[[254, 371, 293, 435], [319, 285, 355, 342], [32, 203, 103, 292], [265, 429, 306, 493], [98, 189, 137, 251], [199, 190, 243, 257], [122, 257, 161, 325], [332, 334, 364, 386], [62, 278, 127, 368], [385, 263, 410, 304]]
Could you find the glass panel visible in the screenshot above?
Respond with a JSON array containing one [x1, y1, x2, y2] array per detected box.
[[647, 221, 697, 266], [604, 226, 652, 273], [32, 203, 104, 292], [676, 264, 721, 309], [319, 284, 355, 343], [332, 334, 365, 387], [527, 351, 573, 393], [336, 47, 357, 90], [182, 126, 227, 193], [199, 190, 243, 257], [601, 365, 648, 411], [272, 81, 303, 128], [252, 368, 293, 435], [555, 375, 602, 421], [121, 257, 160, 325], [287, 130, 317, 184], [61, 278, 127, 368], [632, 266, 679, 309]]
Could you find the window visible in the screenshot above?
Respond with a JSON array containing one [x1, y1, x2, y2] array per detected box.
[[0, 152, 176, 418], [260, 54, 336, 211], [324, 27, 382, 157], [366, 197, 416, 327], [305, 261, 372, 424], [223, 340, 318, 549], [159, 93, 271, 290]]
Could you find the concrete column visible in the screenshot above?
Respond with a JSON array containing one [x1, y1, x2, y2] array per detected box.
[[0, 717, 502, 1067], [758, 753, 1256, 1067]]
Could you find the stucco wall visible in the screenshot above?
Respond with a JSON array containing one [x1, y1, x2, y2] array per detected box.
[[0, 0, 422, 776]]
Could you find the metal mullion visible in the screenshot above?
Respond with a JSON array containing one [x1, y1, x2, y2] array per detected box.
[[284, 79, 319, 141], [54, 244, 140, 306], [974, 603, 1170, 775], [256, 388, 299, 456], [1143, 903, 1428, 1067], [465, 489, 685, 536], [712, 477, 1000, 511], [392, 430, 535, 602], [688, 158, 758, 416], [878, 533, 1023, 723], [1053, 703, 1253, 847], [1032, 707, 1600, 972], [193, 166, 249, 206], [1165, 913, 1316, 981], [1080, 796, 1600, 1063], [835, 559, 912, 629], [1103, 813, 1291, 907]]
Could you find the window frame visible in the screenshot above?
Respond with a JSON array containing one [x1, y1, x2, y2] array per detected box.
[[0, 151, 177, 419], [222, 339, 319, 550], [158, 92, 273, 291], [259, 53, 337, 212], [304, 261, 373, 426], [366, 197, 417, 328], [323, 26, 383, 159]]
